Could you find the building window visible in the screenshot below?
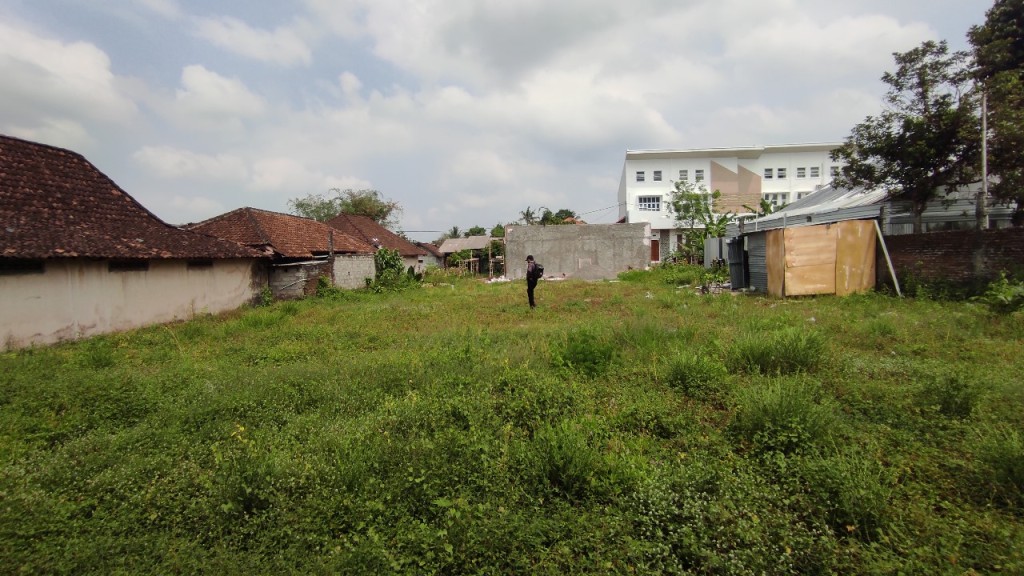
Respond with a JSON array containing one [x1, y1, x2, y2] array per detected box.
[[810, 166, 820, 178], [830, 166, 840, 177], [764, 168, 773, 179], [679, 169, 688, 181], [0, 258, 44, 276], [637, 196, 662, 211], [109, 260, 149, 272], [695, 169, 705, 182], [653, 170, 662, 182], [777, 167, 787, 179], [764, 193, 789, 206], [636, 171, 645, 182], [796, 167, 806, 178]]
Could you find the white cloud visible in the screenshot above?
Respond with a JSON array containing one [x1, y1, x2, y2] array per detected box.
[[0, 22, 138, 131], [138, 0, 182, 20], [133, 146, 249, 181], [194, 16, 313, 67], [170, 65, 267, 131]]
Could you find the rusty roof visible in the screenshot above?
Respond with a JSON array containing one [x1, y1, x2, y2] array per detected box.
[[327, 213, 427, 258], [0, 134, 259, 260], [189, 207, 375, 258]]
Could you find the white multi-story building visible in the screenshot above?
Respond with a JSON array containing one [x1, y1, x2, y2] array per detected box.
[[618, 143, 843, 261]]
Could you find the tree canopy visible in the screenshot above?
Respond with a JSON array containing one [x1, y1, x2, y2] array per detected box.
[[669, 181, 734, 263], [969, 0, 1024, 225], [288, 188, 402, 228], [830, 40, 980, 233]]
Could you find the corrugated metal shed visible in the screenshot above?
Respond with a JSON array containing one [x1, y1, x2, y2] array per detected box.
[[438, 236, 494, 253]]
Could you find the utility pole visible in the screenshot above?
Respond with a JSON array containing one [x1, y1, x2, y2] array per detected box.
[[977, 91, 989, 231]]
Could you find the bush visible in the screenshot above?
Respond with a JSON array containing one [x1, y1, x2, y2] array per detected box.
[[916, 372, 981, 419], [797, 449, 895, 540], [972, 423, 1024, 509], [532, 420, 601, 501], [666, 353, 728, 400], [550, 329, 616, 378], [726, 327, 827, 375], [974, 272, 1024, 314], [730, 378, 839, 455]]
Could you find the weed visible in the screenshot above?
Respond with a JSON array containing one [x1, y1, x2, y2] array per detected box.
[[730, 377, 839, 455], [974, 272, 1024, 314], [726, 327, 827, 375], [666, 353, 728, 400], [550, 328, 616, 378], [917, 371, 981, 419], [972, 423, 1024, 509]]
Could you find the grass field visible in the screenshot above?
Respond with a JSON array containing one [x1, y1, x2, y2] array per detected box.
[[1, 266, 1022, 574]]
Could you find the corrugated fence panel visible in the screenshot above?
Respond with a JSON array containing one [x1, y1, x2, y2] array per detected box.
[[747, 232, 767, 294]]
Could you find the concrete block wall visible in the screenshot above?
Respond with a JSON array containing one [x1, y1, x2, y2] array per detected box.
[[505, 223, 651, 281]]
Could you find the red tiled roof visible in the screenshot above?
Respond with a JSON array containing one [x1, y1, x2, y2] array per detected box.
[[327, 213, 427, 258], [0, 135, 260, 260], [418, 242, 444, 258], [189, 207, 374, 258]]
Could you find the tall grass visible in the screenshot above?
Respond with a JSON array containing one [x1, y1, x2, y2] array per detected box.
[[0, 273, 1021, 574]]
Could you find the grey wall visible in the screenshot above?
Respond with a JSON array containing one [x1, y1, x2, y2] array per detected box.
[[505, 223, 651, 280], [333, 254, 375, 289]]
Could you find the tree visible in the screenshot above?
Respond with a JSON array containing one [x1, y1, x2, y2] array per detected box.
[[831, 41, 980, 233], [489, 223, 505, 238], [742, 198, 784, 218], [519, 206, 538, 225], [464, 225, 487, 237], [669, 181, 734, 263], [538, 208, 580, 225], [288, 188, 402, 227], [969, 0, 1024, 225]]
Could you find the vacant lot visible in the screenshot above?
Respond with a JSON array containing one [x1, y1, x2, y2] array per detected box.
[[2, 268, 1022, 574]]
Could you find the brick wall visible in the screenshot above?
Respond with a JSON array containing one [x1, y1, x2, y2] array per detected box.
[[880, 227, 1024, 284]]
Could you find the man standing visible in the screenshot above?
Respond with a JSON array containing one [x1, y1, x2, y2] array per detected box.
[[525, 255, 539, 308]]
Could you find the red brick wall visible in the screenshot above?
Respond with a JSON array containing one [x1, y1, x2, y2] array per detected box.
[[879, 227, 1024, 284]]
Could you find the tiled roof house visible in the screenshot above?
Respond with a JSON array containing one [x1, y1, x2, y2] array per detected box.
[[189, 207, 375, 258], [327, 213, 427, 272], [0, 134, 265, 349], [191, 207, 378, 295]]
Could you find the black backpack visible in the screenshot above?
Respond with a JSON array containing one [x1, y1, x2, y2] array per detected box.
[[532, 263, 544, 279]]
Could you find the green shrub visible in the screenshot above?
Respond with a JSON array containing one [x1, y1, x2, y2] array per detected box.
[[917, 372, 981, 419], [730, 378, 838, 455], [972, 423, 1024, 509], [533, 420, 601, 501], [797, 449, 895, 540], [666, 353, 728, 400], [726, 327, 827, 375], [974, 272, 1024, 314], [550, 328, 616, 378]]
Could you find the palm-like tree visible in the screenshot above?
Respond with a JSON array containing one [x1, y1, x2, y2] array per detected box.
[[519, 206, 537, 225]]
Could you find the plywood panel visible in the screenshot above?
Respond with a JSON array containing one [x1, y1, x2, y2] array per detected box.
[[786, 263, 837, 296], [784, 225, 838, 268], [766, 229, 786, 297], [835, 220, 876, 296]]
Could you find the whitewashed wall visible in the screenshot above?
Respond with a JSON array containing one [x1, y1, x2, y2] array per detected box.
[[1, 258, 259, 350]]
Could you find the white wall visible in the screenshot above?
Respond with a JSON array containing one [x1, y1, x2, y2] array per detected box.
[[334, 254, 376, 288], [1, 258, 258, 350]]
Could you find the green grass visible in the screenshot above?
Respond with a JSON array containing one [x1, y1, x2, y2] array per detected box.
[[1, 270, 1022, 574]]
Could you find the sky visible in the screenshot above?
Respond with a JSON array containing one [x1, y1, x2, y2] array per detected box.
[[0, 0, 993, 242]]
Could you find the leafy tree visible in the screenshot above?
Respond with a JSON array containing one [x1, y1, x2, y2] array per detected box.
[[831, 41, 980, 233], [669, 181, 734, 263], [464, 225, 487, 237], [539, 208, 580, 225], [742, 198, 784, 218], [490, 223, 505, 238], [288, 188, 402, 227], [969, 0, 1024, 225]]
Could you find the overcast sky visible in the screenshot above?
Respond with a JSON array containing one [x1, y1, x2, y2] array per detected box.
[[0, 0, 992, 241]]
